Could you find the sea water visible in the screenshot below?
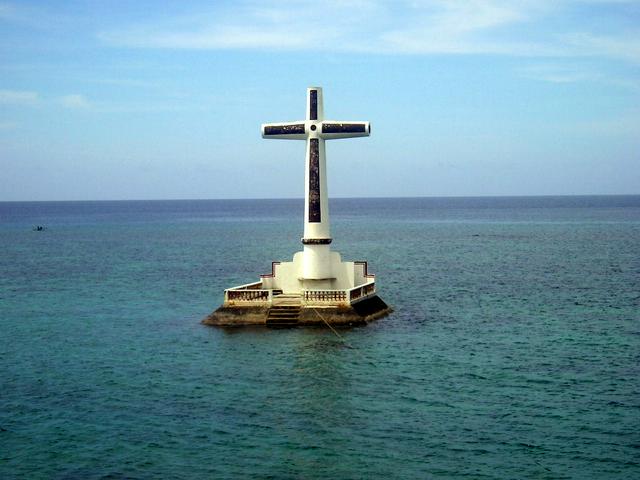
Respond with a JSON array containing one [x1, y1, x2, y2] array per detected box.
[[1, 196, 639, 479]]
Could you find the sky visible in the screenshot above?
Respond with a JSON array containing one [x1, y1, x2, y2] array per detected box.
[[0, 0, 638, 201]]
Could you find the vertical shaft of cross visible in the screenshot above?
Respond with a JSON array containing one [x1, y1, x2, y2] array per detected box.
[[302, 88, 332, 280], [303, 88, 330, 243]]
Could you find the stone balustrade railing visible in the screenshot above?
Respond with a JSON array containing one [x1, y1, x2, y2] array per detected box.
[[223, 280, 376, 306], [303, 289, 348, 304], [348, 281, 376, 303], [224, 282, 272, 305]]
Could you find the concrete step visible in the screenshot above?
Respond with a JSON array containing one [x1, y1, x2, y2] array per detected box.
[[272, 298, 302, 307], [266, 304, 301, 327]]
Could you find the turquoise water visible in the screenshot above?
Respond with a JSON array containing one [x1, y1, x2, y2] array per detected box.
[[1, 196, 639, 479]]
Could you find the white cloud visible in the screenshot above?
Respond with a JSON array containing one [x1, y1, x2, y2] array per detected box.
[[519, 63, 640, 92], [59, 94, 90, 109], [378, 0, 532, 54], [99, 1, 340, 50], [0, 89, 38, 104], [95, 0, 640, 66], [563, 32, 640, 64], [90, 77, 159, 88], [519, 64, 599, 83], [97, 0, 540, 53]]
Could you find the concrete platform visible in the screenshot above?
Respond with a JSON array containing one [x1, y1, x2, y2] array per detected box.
[[202, 295, 392, 327]]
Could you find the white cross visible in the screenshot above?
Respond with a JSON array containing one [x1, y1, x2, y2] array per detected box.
[[261, 87, 370, 247]]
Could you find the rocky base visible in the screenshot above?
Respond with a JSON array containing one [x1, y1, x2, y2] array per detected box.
[[202, 295, 392, 327]]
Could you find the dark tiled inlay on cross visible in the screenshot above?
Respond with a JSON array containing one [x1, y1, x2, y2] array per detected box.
[[309, 90, 318, 120], [264, 124, 305, 135], [308, 138, 321, 222], [322, 123, 367, 134]]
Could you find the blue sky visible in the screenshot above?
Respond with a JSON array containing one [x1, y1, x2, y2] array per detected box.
[[0, 0, 638, 200]]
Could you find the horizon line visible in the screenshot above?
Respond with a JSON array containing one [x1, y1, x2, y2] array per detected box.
[[1, 193, 639, 203]]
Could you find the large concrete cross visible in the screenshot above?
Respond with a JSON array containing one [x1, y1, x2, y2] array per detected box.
[[261, 87, 370, 249]]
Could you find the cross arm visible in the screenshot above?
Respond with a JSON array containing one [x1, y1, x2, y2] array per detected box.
[[321, 121, 370, 139], [262, 122, 307, 140]]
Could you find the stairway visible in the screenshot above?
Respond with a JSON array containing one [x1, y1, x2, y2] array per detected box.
[[266, 294, 302, 327]]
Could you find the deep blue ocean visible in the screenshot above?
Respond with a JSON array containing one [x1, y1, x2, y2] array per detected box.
[[1, 196, 639, 479]]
